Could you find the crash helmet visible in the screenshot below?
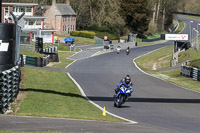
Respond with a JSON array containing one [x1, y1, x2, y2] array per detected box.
[[125, 75, 131, 84]]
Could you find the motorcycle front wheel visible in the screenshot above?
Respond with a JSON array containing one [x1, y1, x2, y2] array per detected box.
[[115, 94, 124, 108]]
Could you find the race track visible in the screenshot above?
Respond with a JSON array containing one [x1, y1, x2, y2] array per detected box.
[[66, 16, 200, 132]]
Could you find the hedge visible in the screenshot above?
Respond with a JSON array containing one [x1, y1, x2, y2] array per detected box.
[[95, 31, 120, 40], [70, 31, 96, 39]]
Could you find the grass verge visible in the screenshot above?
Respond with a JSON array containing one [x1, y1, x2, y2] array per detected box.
[[14, 46, 125, 122], [20, 51, 45, 57], [51, 52, 75, 69], [151, 69, 200, 92], [135, 46, 173, 71], [14, 67, 125, 122], [177, 14, 200, 20], [55, 34, 96, 45], [135, 45, 200, 92], [174, 19, 185, 34]]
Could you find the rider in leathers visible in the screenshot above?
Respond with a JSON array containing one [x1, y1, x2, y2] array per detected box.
[[115, 75, 133, 96]]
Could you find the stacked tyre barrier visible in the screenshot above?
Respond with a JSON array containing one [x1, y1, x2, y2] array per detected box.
[[181, 65, 200, 81], [0, 63, 20, 114], [23, 55, 50, 67], [192, 68, 200, 81], [43, 46, 58, 53]]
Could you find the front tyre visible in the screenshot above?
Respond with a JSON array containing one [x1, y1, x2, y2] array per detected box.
[[116, 94, 124, 108]]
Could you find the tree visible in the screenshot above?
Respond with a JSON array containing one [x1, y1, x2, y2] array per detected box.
[[120, 0, 151, 36], [71, 0, 125, 34]]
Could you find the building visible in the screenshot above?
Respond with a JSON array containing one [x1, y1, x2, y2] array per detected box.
[[44, 0, 76, 35], [1, 2, 56, 43]]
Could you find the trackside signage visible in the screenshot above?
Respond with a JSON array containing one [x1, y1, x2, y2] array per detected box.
[[0, 40, 9, 52], [165, 34, 188, 41]]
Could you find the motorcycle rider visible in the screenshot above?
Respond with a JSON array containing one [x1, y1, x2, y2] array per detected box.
[[126, 47, 130, 55], [115, 75, 133, 96], [116, 46, 121, 54]]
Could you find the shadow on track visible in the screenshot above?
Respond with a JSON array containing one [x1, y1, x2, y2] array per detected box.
[[19, 88, 200, 104], [87, 96, 200, 104], [20, 88, 86, 99]]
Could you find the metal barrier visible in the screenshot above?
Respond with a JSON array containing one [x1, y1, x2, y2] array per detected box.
[[23, 55, 50, 67], [43, 46, 58, 53], [181, 65, 200, 81], [0, 62, 20, 114]]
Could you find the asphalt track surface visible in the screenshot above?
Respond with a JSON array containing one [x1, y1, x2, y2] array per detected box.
[[1, 16, 200, 133], [66, 16, 200, 133]]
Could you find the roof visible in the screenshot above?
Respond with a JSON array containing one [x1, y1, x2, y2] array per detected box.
[[2, 3, 38, 6], [56, 4, 76, 16], [24, 16, 48, 19], [22, 29, 57, 32]]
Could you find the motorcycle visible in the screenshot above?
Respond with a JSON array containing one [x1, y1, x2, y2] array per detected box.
[[116, 46, 121, 54], [114, 85, 131, 107], [126, 49, 130, 55]]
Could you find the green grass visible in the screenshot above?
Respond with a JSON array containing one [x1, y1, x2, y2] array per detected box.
[[55, 34, 96, 45], [177, 14, 200, 20], [174, 20, 185, 34], [51, 52, 75, 68], [145, 31, 165, 39], [16, 67, 124, 122], [135, 46, 173, 71], [134, 44, 200, 92], [44, 43, 70, 51], [151, 68, 200, 92], [190, 59, 200, 68], [73, 36, 96, 44], [20, 51, 45, 57], [178, 48, 200, 63]]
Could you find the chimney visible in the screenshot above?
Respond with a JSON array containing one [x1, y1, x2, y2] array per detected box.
[[52, 0, 56, 5], [66, 0, 70, 5]]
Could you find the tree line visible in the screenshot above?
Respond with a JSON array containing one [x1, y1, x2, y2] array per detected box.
[[3, 0, 195, 37]]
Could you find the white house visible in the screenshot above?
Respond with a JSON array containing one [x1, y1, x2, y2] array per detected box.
[[1, 2, 57, 43]]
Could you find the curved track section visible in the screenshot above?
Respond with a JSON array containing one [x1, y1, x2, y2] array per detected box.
[[66, 16, 200, 132]]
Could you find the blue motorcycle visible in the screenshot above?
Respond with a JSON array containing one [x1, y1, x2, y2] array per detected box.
[[114, 85, 131, 107]]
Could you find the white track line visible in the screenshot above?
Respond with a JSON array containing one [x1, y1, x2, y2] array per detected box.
[[65, 49, 138, 124], [67, 73, 138, 124]]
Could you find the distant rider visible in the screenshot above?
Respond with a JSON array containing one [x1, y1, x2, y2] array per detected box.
[[126, 47, 130, 55], [115, 75, 133, 96]]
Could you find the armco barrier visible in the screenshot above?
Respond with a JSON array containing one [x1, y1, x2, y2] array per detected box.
[[43, 46, 58, 53], [23, 55, 50, 67], [0, 63, 20, 114], [181, 65, 200, 81]]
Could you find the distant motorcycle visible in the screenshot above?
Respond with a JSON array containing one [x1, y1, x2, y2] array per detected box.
[[114, 85, 131, 107], [126, 49, 130, 55], [116, 46, 121, 54]]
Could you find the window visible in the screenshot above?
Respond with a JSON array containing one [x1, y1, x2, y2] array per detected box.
[[5, 7, 9, 16], [68, 25, 70, 34], [36, 20, 42, 25], [63, 26, 65, 32], [28, 20, 34, 25], [65, 25, 66, 31], [19, 7, 25, 12], [26, 7, 32, 12], [13, 7, 16, 12], [71, 25, 73, 31], [68, 17, 70, 22]]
